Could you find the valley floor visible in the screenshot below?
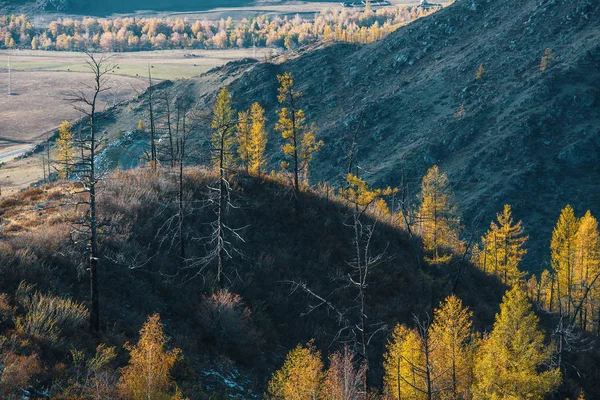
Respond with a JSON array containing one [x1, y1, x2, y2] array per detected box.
[[0, 48, 278, 193]]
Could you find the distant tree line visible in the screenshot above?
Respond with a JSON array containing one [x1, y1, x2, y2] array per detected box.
[[0, 5, 439, 51]]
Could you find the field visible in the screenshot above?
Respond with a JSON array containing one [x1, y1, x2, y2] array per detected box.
[[0, 48, 276, 193]]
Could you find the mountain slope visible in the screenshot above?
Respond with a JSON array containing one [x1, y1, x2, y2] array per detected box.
[[0, 168, 510, 397], [147, 0, 598, 271]]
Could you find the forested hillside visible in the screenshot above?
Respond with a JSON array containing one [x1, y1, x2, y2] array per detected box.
[[99, 0, 599, 271], [1, 0, 599, 398]]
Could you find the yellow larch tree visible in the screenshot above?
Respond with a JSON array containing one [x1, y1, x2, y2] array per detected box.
[[572, 211, 600, 330], [430, 295, 474, 400], [247, 102, 267, 177], [56, 120, 75, 180], [236, 109, 251, 172], [418, 165, 462, 264], [118, 313, 182, 400], [267, 340, 323, 400], [211, 87, 236, 174], [383, 324, 427, 400], [275, 72, 323, 191], [551, 205, 579, 318], [473, 286, 561, 399], [479, 204, 528, 286]]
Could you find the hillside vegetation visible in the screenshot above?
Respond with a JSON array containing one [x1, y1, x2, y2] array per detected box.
[[94, 0, 600, 270], [0, 167, 510, 397]]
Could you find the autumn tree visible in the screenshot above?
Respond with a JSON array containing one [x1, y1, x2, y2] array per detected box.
[[275, 72, 323, 191], [210, 87, 236, 285], [248, 102, 268, 176], [321, 346, 366, 400], [571, 211, 600, 330], [56, 120, 75, 180], [551, 205, 579, 317], [119, 314, 182, 400], [383, 323, 428, 400], [236, 109, 251, 172], [430, 295, 473, 400], [475, 63, 485, 80], [478, 204, 528, 285], [418, 165, 462, 264], [267, 340, 323, 400], [473, 286, 561, 399]]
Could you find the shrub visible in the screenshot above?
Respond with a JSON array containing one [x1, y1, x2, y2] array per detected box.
[[199, 289, 262, 359], [0, 352, 41, 398], [14, 282, 89, 342]]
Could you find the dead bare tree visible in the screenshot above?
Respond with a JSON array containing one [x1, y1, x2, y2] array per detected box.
[[147, 65, 158, 170], [66, 52, 116, 332]]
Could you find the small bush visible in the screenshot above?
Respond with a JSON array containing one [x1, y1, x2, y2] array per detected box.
[[14, 282, 89, 342], [0, 352, 41, 398], [199, 290, 262, 360]]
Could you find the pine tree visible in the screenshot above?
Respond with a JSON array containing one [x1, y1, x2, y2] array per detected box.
[[551, 205, 579, 317], [473, 286, 561, 399], [56, 120, 74, 180], [248, 102, 267, 177], [267, 341, 323, 400], [275, 72, 323, 191], [119, 314, 182, 400], [430, 295, 473, 400], [418, 165, 462, 264], [480, 205, 528, 285]]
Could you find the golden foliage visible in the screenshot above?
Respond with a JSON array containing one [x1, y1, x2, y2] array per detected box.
[[248, 102, 268, 176], [383, 324, 427, 399], [276, 72, 323, 188], [473, 286, 561, 399], [476, 204, 528, 285], [118, 313, 182, 400], [540, 47, 554, 72], [475, 63, 485, 80], [56, 120, 75, 180], [236, 109, 251, 171], [418, 165, 462, 264], [211, 87, 236, 173], [551, 205, 579, 317], [267, 340, 323, 400], [430, 295, 474, 400]]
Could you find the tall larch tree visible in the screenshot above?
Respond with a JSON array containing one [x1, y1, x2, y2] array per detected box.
[[267, 341, 323, 400], [479, 204, 528, 286], [551, 205, 579, 318], [211, 87, 236, 285], [236, 109, 251, 172], [418, 165, 462, 264], [473, 286, 561, 399], [275, 72, 323, 191], [248, 102, 268, 177], [430, 295, 473, 400], [572, 211, 600, 330], [383, 324, 427, 400], [118, 314, 182, 400], [56, 120, 74, 180]]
